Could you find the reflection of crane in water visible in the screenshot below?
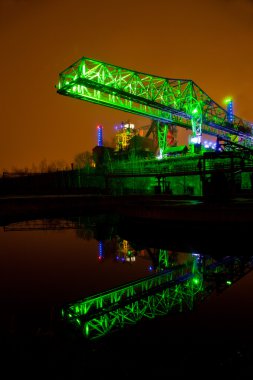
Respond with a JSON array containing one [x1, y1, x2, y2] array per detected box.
[[61, 255, 253, 340], [98, 236, 148, 264], [3, 215, 117, 239], [2, 219, 209, 272], [115, 238, 137, 263], [3, 219, 78, 231], [97, 236, 185, 270]]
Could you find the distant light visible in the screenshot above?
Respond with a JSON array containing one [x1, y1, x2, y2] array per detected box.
[[191, 136, 201, 144], [203, 138, 216, 150], [224, 97, 233, 104], [157, 149, 163, 160], [97, 125, 103, 146], [226, 280, 232, 285], [124, 123, 135, 129]]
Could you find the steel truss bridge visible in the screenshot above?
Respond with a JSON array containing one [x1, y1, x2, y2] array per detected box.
[[61, 255, 253, 340], [56, 57, 253, 154]]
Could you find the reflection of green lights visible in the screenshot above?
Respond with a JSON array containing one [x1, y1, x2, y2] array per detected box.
[[192, 108, 198, 114], [59, 253, 253, 340], [62, 268, 202, 340], [192, 277, 200, 285]]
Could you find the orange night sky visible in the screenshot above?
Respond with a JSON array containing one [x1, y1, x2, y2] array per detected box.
[[0, 0, 253, 172]]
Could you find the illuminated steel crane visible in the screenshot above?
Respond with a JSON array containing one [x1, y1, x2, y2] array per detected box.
[[56, 57, 253, 156], [61, 254, 252, 340]]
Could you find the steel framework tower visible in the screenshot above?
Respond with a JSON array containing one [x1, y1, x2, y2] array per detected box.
[[56, 57, 253, 155]]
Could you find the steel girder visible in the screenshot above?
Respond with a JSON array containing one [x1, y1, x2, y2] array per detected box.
[[56, 57, 253, 151], [61, 255, 253, 340], [61, 256, 201, 340]]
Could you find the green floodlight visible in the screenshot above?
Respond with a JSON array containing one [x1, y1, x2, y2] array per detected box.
[[224, 97, 233, 105]]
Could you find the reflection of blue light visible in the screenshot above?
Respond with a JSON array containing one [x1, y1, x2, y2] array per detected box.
[[192, 253, 201, 262], [149, 266, 153, 271], [98, 241, 104, 260]]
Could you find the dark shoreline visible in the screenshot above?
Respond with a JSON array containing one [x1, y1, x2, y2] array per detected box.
[[0, 193, 199, 220], [1, 193, 253, 223]]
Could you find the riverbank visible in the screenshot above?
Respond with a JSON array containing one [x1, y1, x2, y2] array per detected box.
[[1, 193, 253, 224], [0, 193, 201, 221]]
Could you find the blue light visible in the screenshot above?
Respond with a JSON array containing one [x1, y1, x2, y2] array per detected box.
[[227, 100, 234, 123], [98, 241, 104, 260], [97, 125, 103, 146], [203, 137, 216, 151]]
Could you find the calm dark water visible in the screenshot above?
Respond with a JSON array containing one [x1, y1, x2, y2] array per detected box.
[[1, 214, 253, 378]]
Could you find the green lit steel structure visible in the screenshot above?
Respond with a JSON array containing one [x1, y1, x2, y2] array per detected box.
[[61, 254, 252, 340], [62, 258, 202, 340], [56, 57, 253, 155]]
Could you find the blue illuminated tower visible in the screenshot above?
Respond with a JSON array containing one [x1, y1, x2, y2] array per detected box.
[[97, 125, 103, 146], [224, 97, 234, 124]]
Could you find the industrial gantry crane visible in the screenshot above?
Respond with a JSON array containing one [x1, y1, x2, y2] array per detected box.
[[61, 254, 253, 340], [56, 57, 253, 156]]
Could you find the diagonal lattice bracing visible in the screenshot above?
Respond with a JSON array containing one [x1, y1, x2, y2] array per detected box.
[[56, 57, 253, 151], [61, 255, 253, 340]]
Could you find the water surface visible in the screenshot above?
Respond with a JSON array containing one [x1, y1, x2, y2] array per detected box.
[[1, 214, 253, 377]]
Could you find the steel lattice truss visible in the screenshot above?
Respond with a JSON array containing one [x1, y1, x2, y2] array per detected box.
[[61, 255, 253, 340], [62, 257, 202, 340], [56, 57, 253, 150]]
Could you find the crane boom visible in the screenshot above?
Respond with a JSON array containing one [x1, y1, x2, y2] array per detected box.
[[56, 57, 253, 151]]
